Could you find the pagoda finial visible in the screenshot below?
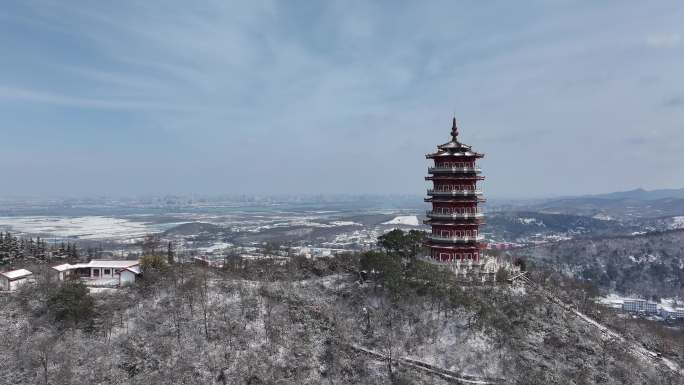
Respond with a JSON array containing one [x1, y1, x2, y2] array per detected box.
[[451, 116, 459, 141]]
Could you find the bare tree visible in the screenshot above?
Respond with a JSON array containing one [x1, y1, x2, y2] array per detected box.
[[141, 233, 161, 256]]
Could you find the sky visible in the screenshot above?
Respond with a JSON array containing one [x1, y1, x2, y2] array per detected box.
[[1, 0, 683, 199]]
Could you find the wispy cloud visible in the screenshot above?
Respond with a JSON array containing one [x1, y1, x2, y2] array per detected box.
[[646, 33, 681, 48], [0, 85, 197, 111], [1, 1, 684, 196], [662, 96, 684, 108]]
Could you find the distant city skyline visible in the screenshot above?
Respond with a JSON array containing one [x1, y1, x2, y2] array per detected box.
[[1, 1, 683, 198]]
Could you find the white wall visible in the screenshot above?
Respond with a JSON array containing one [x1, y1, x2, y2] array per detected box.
[[1, 277, 30, 291], [9, 278, 28, 291], [119, 271, 136, 286]]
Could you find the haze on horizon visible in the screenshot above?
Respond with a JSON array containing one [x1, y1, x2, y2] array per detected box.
[[1, 1, 683, 199]]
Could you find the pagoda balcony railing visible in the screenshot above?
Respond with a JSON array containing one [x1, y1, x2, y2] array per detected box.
[[426, 210, 484, 219], [428, 166, 482, 173], [427, 189, 483, 196], [427, 234, 485, 243]]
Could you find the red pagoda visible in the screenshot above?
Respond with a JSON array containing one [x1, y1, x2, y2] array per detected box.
[[425, 118, 486, 263]]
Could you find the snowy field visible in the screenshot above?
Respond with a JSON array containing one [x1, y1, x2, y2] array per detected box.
[[0, 216, 184, 240]]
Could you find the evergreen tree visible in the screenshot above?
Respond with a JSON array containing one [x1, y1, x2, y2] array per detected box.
[[166, 241, 175, 265]]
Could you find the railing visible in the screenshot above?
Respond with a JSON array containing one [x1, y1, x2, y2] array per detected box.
[[428, 234, 485, 243], [436, 162, 476, 168], [426, 210, 484, 219], [427, 189, 483, 196], [428, 166, 482, 173]]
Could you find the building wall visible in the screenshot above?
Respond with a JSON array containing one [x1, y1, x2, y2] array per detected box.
[[431, 224, 480, 235], [430, 247, 482, 261], [9, 278, 28, 291], [1, 276, 30, 291], [622, 300, 657, 313], [120, 271, 136, 286], [432, 202, 481, 211]]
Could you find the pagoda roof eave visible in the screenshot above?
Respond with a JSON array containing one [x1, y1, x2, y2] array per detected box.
[[426, 152, 484, 159], [426, 176, 485, 181], [425, 197, 487, 203], [425, 244, 487, 251], [424, 220, 486, 226]]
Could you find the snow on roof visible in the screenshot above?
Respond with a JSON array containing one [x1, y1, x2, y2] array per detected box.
[[52, 263, 73, 272], [427, 151, 482, 158], [123, 265, 141, 275], [1, 269, 33, 280], [51, 260, 139, 271], [85, 260, 139, 268]]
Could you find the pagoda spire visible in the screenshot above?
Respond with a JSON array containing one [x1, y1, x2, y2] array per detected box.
[[451, 116, 459, 141]]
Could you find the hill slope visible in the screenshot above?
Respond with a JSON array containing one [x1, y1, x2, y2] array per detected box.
[[1, 263, 680, 385], [518, 229, 684, 298]]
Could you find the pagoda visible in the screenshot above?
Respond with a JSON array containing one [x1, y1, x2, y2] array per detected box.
[[425, 118, 486, 264]]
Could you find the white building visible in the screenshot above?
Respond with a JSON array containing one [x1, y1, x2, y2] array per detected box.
[[0, 269, 34, 291], [622, 299, 658, 314], [51, 260, 141, 286], [119, 265, 141, 286]]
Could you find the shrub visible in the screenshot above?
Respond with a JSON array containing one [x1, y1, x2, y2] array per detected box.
[[140, 254, 168, 272], [495, 267, 509, 283], [47, 280, 95, 329]]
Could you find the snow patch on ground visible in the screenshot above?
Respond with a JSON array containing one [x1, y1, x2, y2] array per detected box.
[[198, 242, 233, 253], [89, 287, 119, 294], [671, 216, 684, 229], [593, 213, 613, 221], [0, 216, 182, 240], [329, 221, 362, 227], [383, 215, 419, 226], [517, 217, 545, 226]]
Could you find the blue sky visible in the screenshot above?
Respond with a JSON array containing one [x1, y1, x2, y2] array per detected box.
[[1, 0, 683, 198]]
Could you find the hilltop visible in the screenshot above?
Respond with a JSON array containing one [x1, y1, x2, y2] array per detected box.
[[1, 246, 681, 385]]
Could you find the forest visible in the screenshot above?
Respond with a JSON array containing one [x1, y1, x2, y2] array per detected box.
[[0, 230, 681, 385], [0, 231, 79, 265], [519, 229, 684, 298]]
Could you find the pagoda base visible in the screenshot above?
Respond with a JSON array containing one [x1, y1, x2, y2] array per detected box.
[[421, 255, 521, 283]]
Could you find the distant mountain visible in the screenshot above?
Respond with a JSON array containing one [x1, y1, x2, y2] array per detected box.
[[164, 222, 225, 236], [522, 188, 684, 220], [485, 211, 629, 241], [584, 188, 684, 201]]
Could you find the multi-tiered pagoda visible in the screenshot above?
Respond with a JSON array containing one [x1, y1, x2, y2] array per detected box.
[[425, 118, 486, 264]]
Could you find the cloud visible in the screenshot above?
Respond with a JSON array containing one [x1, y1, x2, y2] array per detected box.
[[646, 33, 681, 48], [2, 1, 684, 196], [0, 85, 196, 111], [662, 96, 684, 108]]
